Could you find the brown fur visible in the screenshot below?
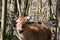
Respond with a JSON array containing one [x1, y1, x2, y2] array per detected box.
[[16, 16, 52, 40]]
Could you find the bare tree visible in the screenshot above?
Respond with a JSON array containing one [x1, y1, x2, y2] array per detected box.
[[1, 0, 7, 40]]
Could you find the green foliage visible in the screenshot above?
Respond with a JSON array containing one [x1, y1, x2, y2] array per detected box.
[[5, 34, 19, 40], [5, 23, 18, 40], [49, 16, 56, 21], [5, 24, 12, 40]]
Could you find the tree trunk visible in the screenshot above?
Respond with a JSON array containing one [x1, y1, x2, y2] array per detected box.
[[1, 0, 7, 40], [20, 0, 29, 16], [49, 0, 53, 18]]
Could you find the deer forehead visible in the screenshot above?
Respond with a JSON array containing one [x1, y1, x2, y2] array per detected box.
[[16, 17, 27, 22]]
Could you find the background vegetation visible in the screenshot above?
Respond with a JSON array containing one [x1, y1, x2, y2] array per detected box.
[[0, 0, 60, 40]]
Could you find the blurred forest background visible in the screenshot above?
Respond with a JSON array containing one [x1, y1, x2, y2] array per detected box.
[[0, 0, 60, 40]]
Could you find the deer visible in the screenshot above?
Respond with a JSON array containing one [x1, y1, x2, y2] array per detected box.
[[16, 16, 52, 40]]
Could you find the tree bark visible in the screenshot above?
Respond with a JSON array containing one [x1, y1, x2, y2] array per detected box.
[[1, 0, 7, 40], [49, 0, 53, 18]]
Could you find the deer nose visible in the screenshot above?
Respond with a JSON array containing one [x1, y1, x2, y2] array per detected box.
[[19, 29, 24, 33]]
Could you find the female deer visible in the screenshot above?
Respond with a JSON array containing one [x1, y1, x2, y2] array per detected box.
[[16, 16, 52, 40]]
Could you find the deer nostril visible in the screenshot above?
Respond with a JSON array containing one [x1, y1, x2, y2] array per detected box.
[[19, 30, 24, 33]]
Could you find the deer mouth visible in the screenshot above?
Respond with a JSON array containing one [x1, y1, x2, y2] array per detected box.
[[18, 23, 27, 33], [19, 30, 24, 33]]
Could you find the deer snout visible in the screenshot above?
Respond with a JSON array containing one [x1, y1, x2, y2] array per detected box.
[[16, 23, 24, 33], [19, 29, 24, 33], [16, 26, 24, 33]]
